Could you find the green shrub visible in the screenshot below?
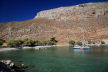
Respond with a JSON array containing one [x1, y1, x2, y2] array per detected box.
[[0, 39, 5, 46], [41, 41, 47, 46], [76, 41, 82, 46], [47, 40, 56, 45], [69, 40, 75, 46], [8, 40, 23, 47], [88, 40, 92, 44], [93, 42, 95, 44], [50, 37, 58, 43], [101, 41, 105, 44], [41, 40, 56, 46], [7, 38, 58, 47], [34, 40, 42, 46], [23, 39, 35, 47]]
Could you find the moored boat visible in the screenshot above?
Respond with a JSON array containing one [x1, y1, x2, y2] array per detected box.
[[73, 45, 90, 49]]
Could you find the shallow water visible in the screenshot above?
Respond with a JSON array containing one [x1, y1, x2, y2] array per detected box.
[[0, 46, 108, 72]]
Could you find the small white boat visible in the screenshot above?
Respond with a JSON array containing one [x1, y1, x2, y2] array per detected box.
[[73, 45, 90, 49]]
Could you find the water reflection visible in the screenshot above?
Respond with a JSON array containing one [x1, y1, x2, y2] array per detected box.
[[87, 47, 108, 57], [73, 49, 85, 54], [0, 46, 108, 72]]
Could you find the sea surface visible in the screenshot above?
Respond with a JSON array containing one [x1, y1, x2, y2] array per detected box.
[[0, 46, 108, 72]]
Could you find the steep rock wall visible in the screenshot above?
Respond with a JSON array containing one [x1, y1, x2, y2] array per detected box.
[[0, 2, 108, 44]]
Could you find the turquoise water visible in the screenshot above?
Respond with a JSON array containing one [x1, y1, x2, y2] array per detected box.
[[0, 46, 108, 72]]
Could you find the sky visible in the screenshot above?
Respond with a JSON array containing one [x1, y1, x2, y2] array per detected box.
[[0, 0, 108, 23]]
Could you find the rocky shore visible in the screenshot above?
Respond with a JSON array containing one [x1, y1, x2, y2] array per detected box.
[[0, 60, 28, 72]]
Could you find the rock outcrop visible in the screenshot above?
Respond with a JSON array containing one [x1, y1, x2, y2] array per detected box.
[[0, 60, 27, 72], [0, 2, 108, 44], [35, 2, 108, 21]]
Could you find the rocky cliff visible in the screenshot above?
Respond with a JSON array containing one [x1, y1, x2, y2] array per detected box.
[[0, 2, 108, 44]]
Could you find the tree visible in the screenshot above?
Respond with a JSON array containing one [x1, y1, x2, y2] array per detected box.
[[50, 37, 58, 43], [47, 40, 56, 45], [76, 41, 82, 46], [34, 40, 42, 46], [50, 37, 58, 45], [41, 41, 48, 46], [0, 39, 5, 46], [88, 40, 92, 44], [93, 42, 95, 44], [23, 39, 35, 47], [41, 40, 56, 46], [69, 40, 75, 46], [7, 40, 23, 47], [101, 41, 105, 44]]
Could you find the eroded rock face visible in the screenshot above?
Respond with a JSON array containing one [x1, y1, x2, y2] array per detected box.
[[35, 2, 108, 21], [0, 2, 108, 44]]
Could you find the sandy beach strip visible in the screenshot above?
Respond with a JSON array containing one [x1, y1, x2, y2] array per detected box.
[[0, 45, 68, 52], [0, 48, 18, 52]]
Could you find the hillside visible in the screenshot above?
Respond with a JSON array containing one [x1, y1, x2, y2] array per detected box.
[[0, 2, 108, 45]]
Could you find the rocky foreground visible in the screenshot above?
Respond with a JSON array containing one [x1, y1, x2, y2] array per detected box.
[[0, 60, 28, 72], [0, 2, 108, 44]]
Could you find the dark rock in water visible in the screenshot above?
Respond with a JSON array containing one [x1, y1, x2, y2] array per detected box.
[[17, 64, 28, 69], [0, 60, 28, 72], [0, 62, 12, 72], [0, 60, 14, 67], [11, 65, 26, 72]]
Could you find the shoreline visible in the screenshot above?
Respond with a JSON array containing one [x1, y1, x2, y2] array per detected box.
[[0, 44, 107, 52], [0, 45, 69, 52]]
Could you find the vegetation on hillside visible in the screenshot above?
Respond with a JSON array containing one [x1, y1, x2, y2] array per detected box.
[[69, 40, 82, 46], [76, 41, 83, 46], [88, 40, 92, 44], [0, 39, 5, 46], [23, 39, 35, 47], [7, 37, 58, 47], [69, 40, 75, 47], [69, 40, 106, 46], [0, 38, 106, 48], [101, 41, 105, 44], [8, 40, 23, 47]]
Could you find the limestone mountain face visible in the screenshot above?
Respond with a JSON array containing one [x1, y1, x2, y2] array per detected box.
[[35, 2, 108, 21], [0, 2, 108, 44]]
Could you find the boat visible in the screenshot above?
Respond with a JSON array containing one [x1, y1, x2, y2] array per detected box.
[[73, 45, 90, 49]]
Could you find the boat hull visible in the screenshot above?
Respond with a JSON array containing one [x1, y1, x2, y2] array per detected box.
[[73, 47, 90, 49]]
